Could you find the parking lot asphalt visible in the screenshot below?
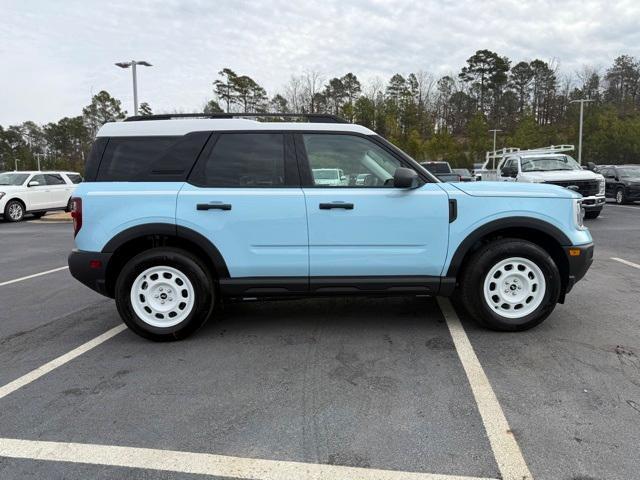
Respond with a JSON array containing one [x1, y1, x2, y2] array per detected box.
[[0, 203, 639, 480]]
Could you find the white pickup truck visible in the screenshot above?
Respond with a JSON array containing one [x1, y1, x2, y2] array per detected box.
[[477, 146, 606, 219]]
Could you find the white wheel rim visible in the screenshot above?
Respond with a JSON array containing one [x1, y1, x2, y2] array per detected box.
[[616, 191, 623, 203], [8, 203, 22, 220], [130, 266, 195, 328], [483, 257, 546, 320]]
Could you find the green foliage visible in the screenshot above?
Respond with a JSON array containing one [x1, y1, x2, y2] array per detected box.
[[138, 102, 153, 116]]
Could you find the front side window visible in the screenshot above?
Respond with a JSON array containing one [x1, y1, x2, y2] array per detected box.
[[190, 133, 285, 187], [30, 174, 46, 186], [302, 134, 404, 187]]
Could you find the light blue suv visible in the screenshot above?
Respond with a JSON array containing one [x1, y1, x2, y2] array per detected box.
[[68, 113, 594, 340]]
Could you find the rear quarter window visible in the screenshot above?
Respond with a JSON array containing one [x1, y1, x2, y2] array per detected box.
[[94, 132, 211, 182]]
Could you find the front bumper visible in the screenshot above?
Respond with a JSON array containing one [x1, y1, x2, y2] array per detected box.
[[581, 195, 606, 211], [564, 243, 594, 295], [68, 249, 113, 297]]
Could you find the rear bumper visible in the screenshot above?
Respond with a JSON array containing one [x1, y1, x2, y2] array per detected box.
[[564, 243, 594, 294], [68, 249, 112, 297]]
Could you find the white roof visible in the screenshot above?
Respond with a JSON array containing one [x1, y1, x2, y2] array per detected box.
[[96, 119, 376, 137]]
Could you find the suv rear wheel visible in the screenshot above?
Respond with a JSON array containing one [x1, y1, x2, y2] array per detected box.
[[459, 239, 560, 331], [615, 188, 626, 205], [115, 247, 215, 341]]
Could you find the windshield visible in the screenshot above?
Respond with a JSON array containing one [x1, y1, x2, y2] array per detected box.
[[313, 169, 339, 180], [520, 155, 581, 172], [619, 167, 640, 178], [0, 173, 29, 186]]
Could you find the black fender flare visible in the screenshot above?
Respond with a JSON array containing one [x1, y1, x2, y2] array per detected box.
[[446, 216, 572, 277], [102, 222, 230, 278]]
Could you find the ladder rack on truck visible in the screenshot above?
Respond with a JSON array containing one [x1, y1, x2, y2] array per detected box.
[[478, 145, 575, 180]]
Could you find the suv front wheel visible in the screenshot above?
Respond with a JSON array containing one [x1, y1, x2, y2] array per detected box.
[[4, 200, 25, 222], [115, 248, 215, 341], [459, 239, 560, 331]]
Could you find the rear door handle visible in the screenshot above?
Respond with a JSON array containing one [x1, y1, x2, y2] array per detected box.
[[319, 202, 354, 210], [197, 203, 232, 211]]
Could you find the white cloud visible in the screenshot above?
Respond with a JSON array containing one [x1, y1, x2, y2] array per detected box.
[[1, 0, 639, 125]]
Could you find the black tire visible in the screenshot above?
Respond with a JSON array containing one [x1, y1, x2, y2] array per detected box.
[[3, 200, 25, 222], [615, 188, 626, 205], [458, 238, 561, 331], [32, 212, 46, 219], [115, 247, 215, 341], [584, 210, 600, 220], [65, 198, 73, 212]]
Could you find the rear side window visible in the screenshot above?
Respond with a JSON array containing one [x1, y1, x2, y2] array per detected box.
[[66, 174, 83, 184], [44, 174, 65, 185], [190, 133, 285, 187], [95, 132, 211, 182]]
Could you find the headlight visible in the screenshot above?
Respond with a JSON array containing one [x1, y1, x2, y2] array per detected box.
[[598, 178, 605, 195], [573, 199, 586, 230]]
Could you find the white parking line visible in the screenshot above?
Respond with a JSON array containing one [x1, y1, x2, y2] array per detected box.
[[0, 266, 69, 287], [0, 437, 498, 480], [611, 257, 640, 270], [0, 324, 126, 400], [437, 298, 532, 480]]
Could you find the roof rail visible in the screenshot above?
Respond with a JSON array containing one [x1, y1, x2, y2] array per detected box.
[[123, 113, 348, 124]]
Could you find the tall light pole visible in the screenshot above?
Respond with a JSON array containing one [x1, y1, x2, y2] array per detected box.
[[488, 129, 502, 169], [14, 159, 19, 171], [34, 153, 46, 171], [570, 98, 594, 165], [115, 60, 152, 116]]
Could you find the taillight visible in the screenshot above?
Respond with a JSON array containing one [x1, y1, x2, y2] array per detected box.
[[71, 197, 82, 237]]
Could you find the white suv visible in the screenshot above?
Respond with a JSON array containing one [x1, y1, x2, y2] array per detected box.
[[0, 171, 82, 222]]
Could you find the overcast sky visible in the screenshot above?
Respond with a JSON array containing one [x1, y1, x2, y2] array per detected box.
[[1, 0, 639, 125]]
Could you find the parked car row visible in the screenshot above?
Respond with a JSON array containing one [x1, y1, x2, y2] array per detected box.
[[592, 164, 640, 204], [0, 170, 82, 222]]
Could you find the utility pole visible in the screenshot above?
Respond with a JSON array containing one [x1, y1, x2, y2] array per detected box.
[[488, 129, 502, 169], [34, 153, 46, 171], [569, 98, 594, 165], [14, 159, 19, 171], [115, 60, 152, 115]]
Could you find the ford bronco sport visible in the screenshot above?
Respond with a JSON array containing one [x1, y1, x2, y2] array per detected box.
[[68, 113, 594, 341]]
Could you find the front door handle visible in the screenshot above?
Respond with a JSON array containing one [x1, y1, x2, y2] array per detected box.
[[319, 202, 354, 210], [197, 203, 232, 211]]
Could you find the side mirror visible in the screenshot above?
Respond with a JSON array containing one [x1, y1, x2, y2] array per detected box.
[[393, 167, 419, 189], [586, 162, 596, 171], [340, 175, 347, 181], [28, 180, 40, 187]]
